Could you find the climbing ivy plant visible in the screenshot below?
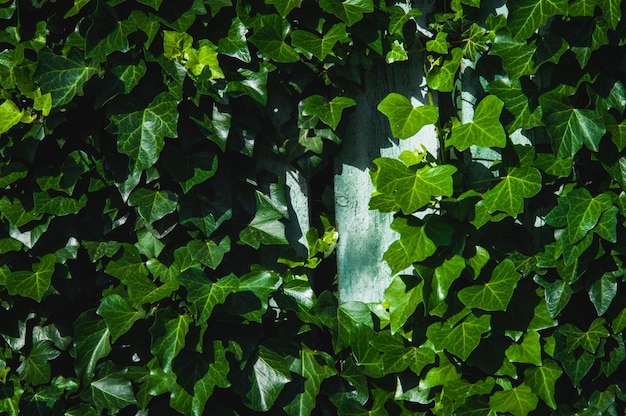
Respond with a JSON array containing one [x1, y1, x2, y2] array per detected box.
[[1, 0, 626, 414]]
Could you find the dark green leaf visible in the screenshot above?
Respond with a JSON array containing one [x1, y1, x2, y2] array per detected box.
[[96, 294, 145, 343], [128, 187, 178, 224], [383, 217, 437, 274], [426, 313, 491, 360], [447, 95, 506, 151], [524, 359, 563, 410], [489, 33, 536, 81], [487, 79, 543, 131], [179, 270, 238, 323], [87, 373, 136, 412], [72, 311, 111, 383], [301, 95, 355, 130], [589, 271, 618, 316], [429, 255, 465, 308], [377, 93, 438, 139], [384, 275, 423, 334], [507, 0, 568, 40], [319, 0, 374, 26], [218, 17, 251, 63], [34, 48, 99, 107], [250, 14, 299, 62], [244, 345, 292, 411], [149, 308, 192, 370], [458, 259, 521, 311], [239, 208, 288, 248], [534, 276, 573, 318], [292, 23, 347, 60], [267, 0, 302, 16], [547, 107, 606, 159], [17, 340, 60, 385]]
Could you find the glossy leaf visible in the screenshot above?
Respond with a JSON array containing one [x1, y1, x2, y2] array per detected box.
[[239, 208, 288, 248], [72, 311, 111, 383], [458, 259, 521, 311], [96, 294, 146, 343], [384, 275, 423, 334], [377, 93, 438, 139], [426, 313, 491, 360], [507, 0, 568, 40], [488, 385, 538, 416], [128, 187, 178, 224], [292, 23, 347, 60], [448, 96, 506, 151], [149, 308, 192, 370], [17, 340, 60, 386], [88, 373, 136, 412], [489, 34, 536, 82], [383, 217, 437, 274], [267, 0, 302, 16], [505, 330, 542, 366], [179, 270, 238, 323], [302, 95, 355, 130], [524, 359, 563, 409], [250, 14, 299, 62], [483, 167, 542, 216], [4, 253, 55, 302], [589, 272, 618, 316], [547, 107, 606, 159], [0, 99, 23, 134], [111, 92, 179, 174], [244, 346, 292, 411], [319, 0, 373, 26]]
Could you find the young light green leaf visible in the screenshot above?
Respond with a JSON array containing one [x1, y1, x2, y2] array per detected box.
[[96, 294, 146, 343], [372, 158, 456, 214], [430, 255, 465, 308], [301, 95, 356, 130], [239, 208, 288, 248], [426, 313, 491, 360], [5, 253, 55, 302], [426, 48, 462, 92], [149, 308, 192, 371], [487, 79, 543, 131], [483, 167, 542, 216], [111, 92, 179, 174], [488, 384, 539, 416], [0, 99, 23, 135], [34, 48, 99, 107], [178, 270, 239, 323], [524, 360, 563, 409], [426, 32, 448, 54], [447, 95, 506, 151], [128, 188, 178, 224], [249, 14, 299, 62], [458, 259, 521, 311], [507, 0, 568, 40], [72, 311, 111, 383], [319, 0, 374, 26], [377, 93, 438, 139]]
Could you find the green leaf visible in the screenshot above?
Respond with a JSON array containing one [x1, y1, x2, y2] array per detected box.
[[612, 307, 626, 333], [534, 276, 573, 318], [301, 95, 356, 130], [96, 294, 145, 343], [483, 167, 542, 216], [284, 345, 336, 416], [105, 243, 148, 282], [524, 360, 563, 409], [371, 331, 436, 375], [249, 14, 299, 63], [429, 255, 466, 308], [34, 48, 99, 107], [383, 217, 437, 274], [489, 33, 536, 82], [487, 79, 543, 131], [0, 99, 23, 134], [426, 313, 491, 360], [377, 93, 438, 139], [589, 271, 618, 316], [458, 259, 521, 311], [128, 187, 178, 224], [372, 158, 456, 215], [292, 23, 347, 60], [549, 188, 613, 244], [111, 92, 179, 174], [149, 308, 192, 371], [426, 48, 462, 92], [488, 384, 539, 416], [33, 192, 87, 216], [386, 40, 408, 64], [267, 0, 302, 16], [505, 330, 542, 366], [599, 0, 621, 29], [87, 373, 136, 412], [319, 0, 374, 26], [547, 107, 606, 159], [426, 32, 448, 54], [244, 346, 292, 411], [179, 270, 238, 323], [187, 236, 230, 269], [507, 0, 568, 40], [389, 5, 421, 35], [447, 95, 506, 151], [17, 340, 60, 385], [559, 318, 609, 354], [85, 9, 136, 60], [4, 254, 54, 302], [239, 208, 288, 248], [384, 275, 423, 334], [72, 311, 111, 383], [218, 17, 251, 63]]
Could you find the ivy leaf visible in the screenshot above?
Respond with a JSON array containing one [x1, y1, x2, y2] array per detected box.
[[558, 318, 609, 354], [551, 188, 613, 244], [534, 276, 573, 318], [426, 32, 449, 54], [244, 346, 292, 411], [111, 92, 179, 174], [372, 158, 456, 215], [483, 167, 542, 216], [292, 23, 347, 60], [524, 359, 563, 410], [599, 0, 621, 29], [429, 255, 466, 308], [458, 259, 521, 311], [72, 311, 111, 383], [187, 236, 230, 269], [384, 275, 423, 334], [87, 373, 136, 412], [377, 93, 438, 139], [218, 17, 251, 63], [319, 0, 374, 26], [301, 95, 356, 130], [389, 5, 422, 35], [426, 313, 491, 360], [250, 14, 299, 63], [0, 99, 23, 135], [5, 253, 55, 302], [589, 271, 618, 316], [447, 95, 506, 151], [239, 208, 288, 249], [489, 33, 536, 82], [426, 48, 463, 92], [128, 188, 178, 224], [85, 3, 136, 60], [178, 270, 239, 324], [487, 79, 543, 131], [284, 345, 336, 416], [34, 48, 99, 107], [17, 340, 60, 386], [505, 330, 542, 366], [488, 384, 539, 416], [371, 332, 436, 375], [507, 0, 568, 40], [149, 308, 192, 371], [267, 0, 302, 17], [546, 107, 606, 159], [96, 294, 146, 343], [383, 217, 437, 274]]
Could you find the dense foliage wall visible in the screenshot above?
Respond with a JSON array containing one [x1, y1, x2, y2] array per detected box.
[[2, 0, 626, 414]]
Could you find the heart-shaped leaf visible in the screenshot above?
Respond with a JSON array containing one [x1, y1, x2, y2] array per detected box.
[[447, 95, 506, 151], [377, 93, 438, 139]]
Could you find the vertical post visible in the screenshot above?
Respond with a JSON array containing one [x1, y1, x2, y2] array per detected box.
[[335, 55, 438, 304]]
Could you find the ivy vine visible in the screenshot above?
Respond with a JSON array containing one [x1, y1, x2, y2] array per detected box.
[[0, 0, 625, 415]]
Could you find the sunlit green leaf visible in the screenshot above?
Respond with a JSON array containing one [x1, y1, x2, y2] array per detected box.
[[458, 259, 521, 311], [87, 373, 136, 412], [5, 253, 55, 302], [179, 270, 238, 323], [448, 95, 506, 151], [292, 23, 347, 60], [547, 107, 606, 159], [319, 0, 374, 26], [149, 308, 192, 371], [505, 330, 542, 366], [377, 93, 438, 139], [128, 187, 178, 224], [384, 275, 423, 334], [426, 48, 462, 92], [0, 99, 23, 135], [524, 360, 563, 409], [267, 0, 302, 16], [383, 217, 437, 274], [483, 167, 542, 216], [507, 0, 568, 40], [17, 340, 60, 385], [239, 208, 288, 248], [426, 313, 491, 360], [250, 14, 299, 62], [244, 345, 292, 411], [489, 33, 536, 81], [489, 384, 538, 416]]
